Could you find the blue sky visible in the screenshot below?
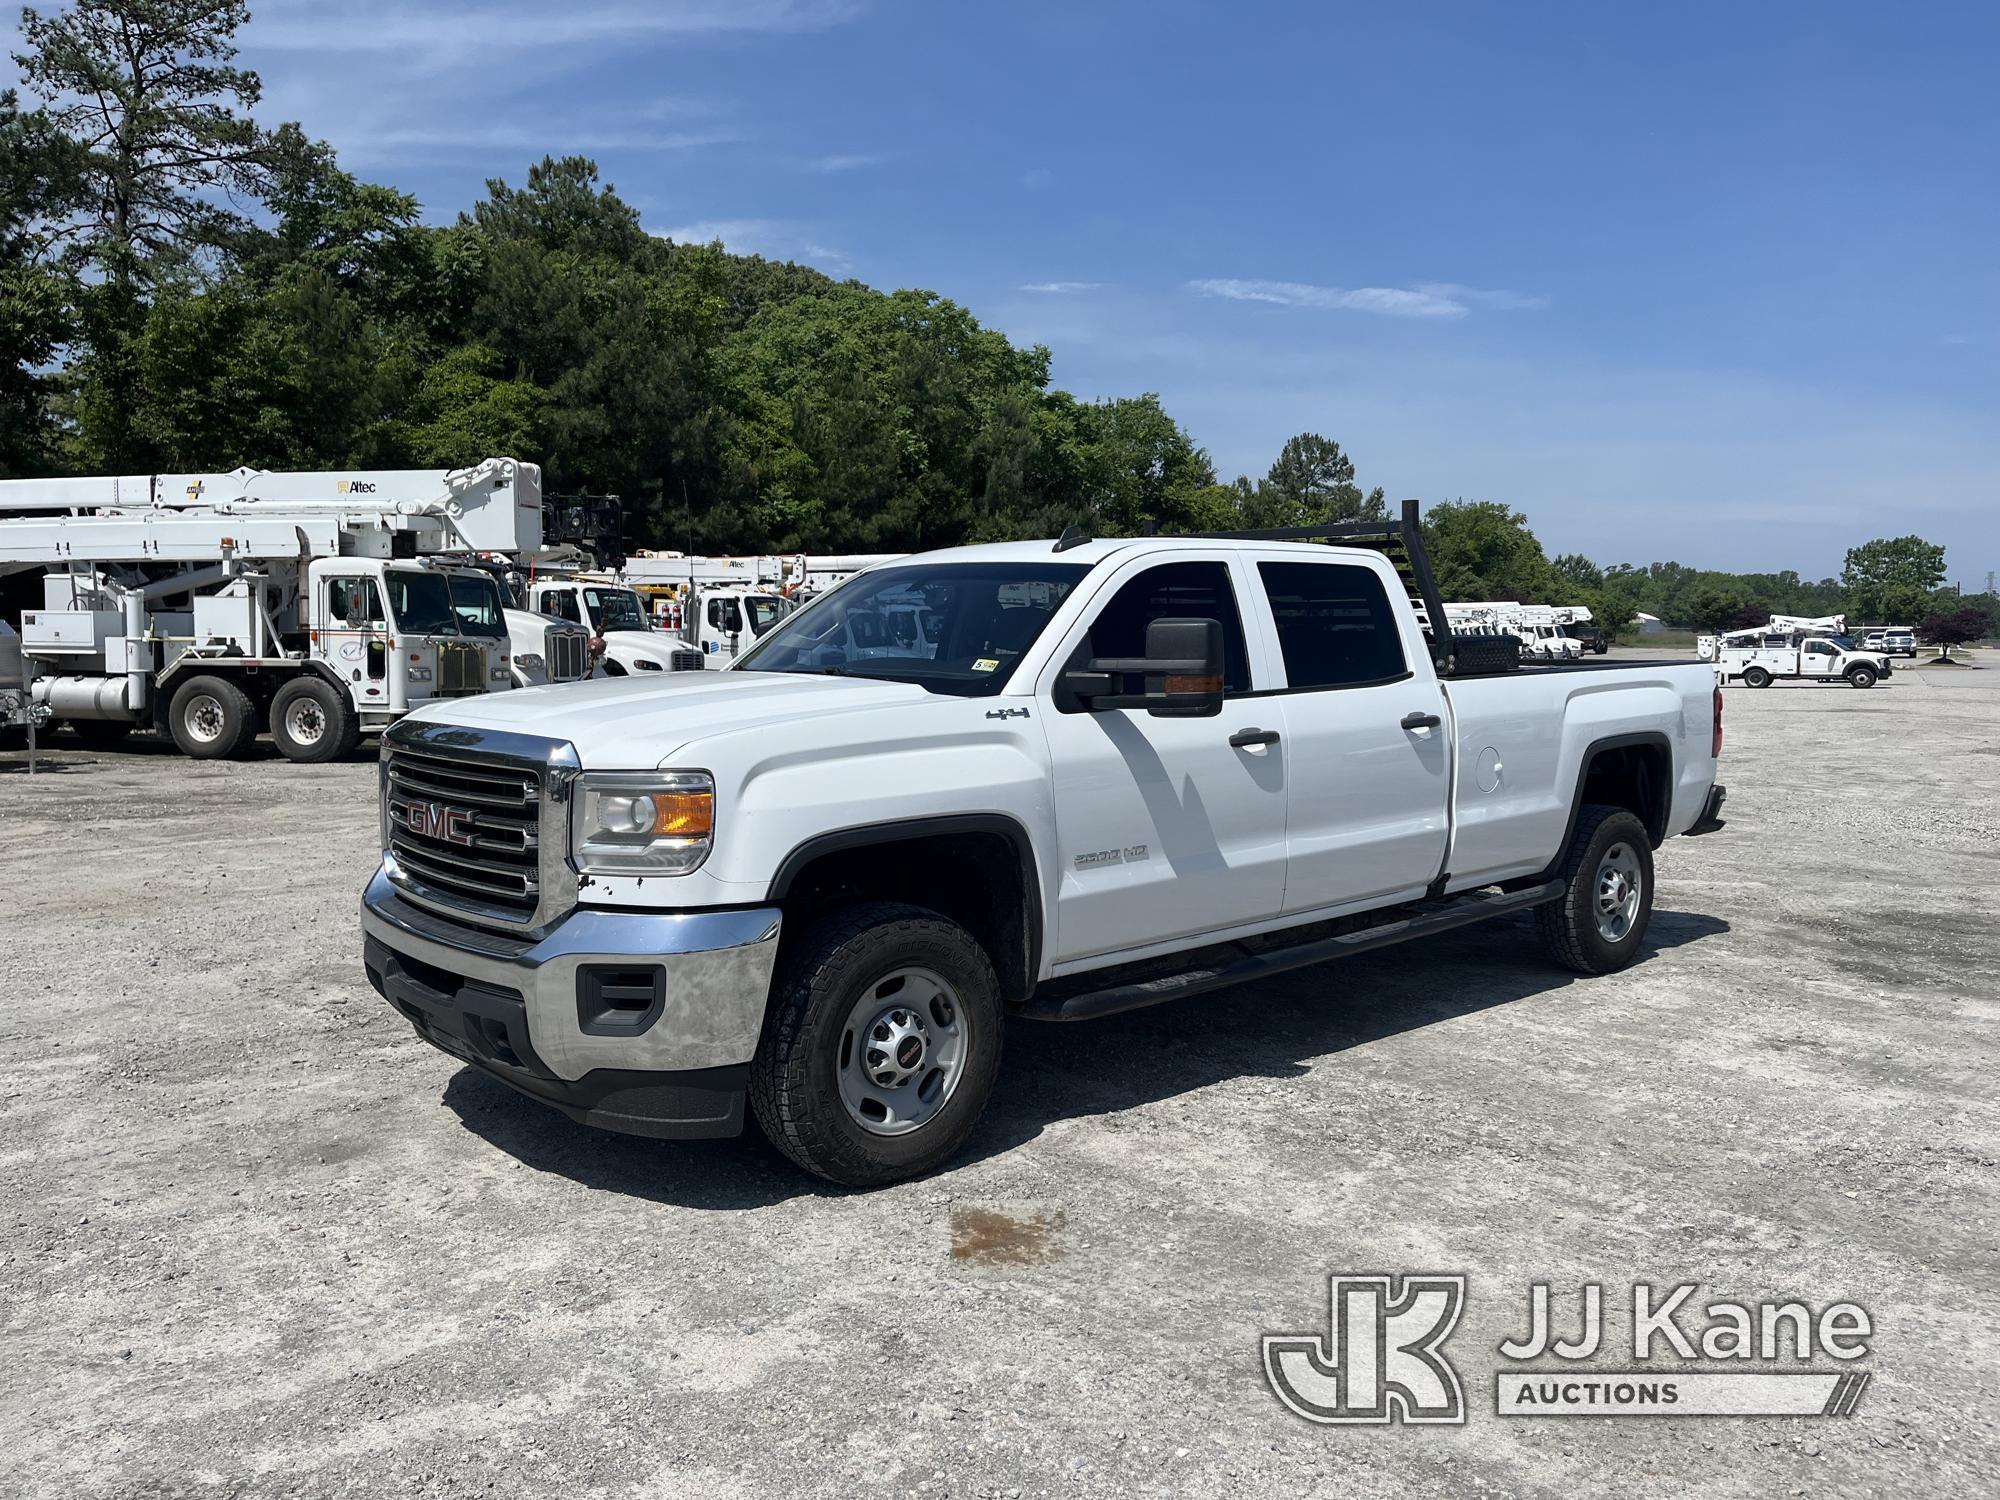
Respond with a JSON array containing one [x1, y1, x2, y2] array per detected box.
[[14, 0, 1999, 581]]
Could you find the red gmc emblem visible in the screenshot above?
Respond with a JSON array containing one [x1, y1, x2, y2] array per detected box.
[[407, 800, 476, 846]]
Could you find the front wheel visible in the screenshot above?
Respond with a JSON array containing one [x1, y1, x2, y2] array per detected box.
[[1846, 665, 1878, 689], [750, 902, 1003, 1187], [1537, 805, 1655, 975]]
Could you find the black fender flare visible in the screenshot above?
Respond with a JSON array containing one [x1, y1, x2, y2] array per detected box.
[[768, 813, 1044, 999], [1532, 731, 1675, 882]]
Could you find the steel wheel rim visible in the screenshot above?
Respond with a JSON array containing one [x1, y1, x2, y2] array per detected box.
[[1593, 842, 1643, 943], [285, 697, 326, 744], [836, 966, 966, 1137], [184, 694, 226, 744]]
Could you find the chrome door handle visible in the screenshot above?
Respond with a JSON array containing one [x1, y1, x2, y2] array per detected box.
[[1229, 728, 1281, 748], [1401, 711, 1442, 731]]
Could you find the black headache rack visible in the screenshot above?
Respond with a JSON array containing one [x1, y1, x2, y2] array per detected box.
[[543, 492, 627, 569], [1183, 498, 1506, 678]]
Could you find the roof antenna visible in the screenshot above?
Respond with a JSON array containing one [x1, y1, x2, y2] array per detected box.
[[1053, 523, 1090, 553]]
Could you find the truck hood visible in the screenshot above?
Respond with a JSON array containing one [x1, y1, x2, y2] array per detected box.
[[405, 669, 935, 765], [601, 632, 690, 666]]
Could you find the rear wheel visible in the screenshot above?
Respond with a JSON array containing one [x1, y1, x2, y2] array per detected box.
[[270, 677, 359, 763], [1845, 665, 1878, 689], [750, 901, 1003, 1187], [1740, 666, 1772, 689], [168, 675, 258, 759], [1537, 805, 1655, 975]]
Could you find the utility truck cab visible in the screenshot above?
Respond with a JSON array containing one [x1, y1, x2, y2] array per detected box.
[[688, 585, 792, 667], [527, 580, 704, 675]]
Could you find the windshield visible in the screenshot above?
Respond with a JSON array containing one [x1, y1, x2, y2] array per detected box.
[[385, 570, 506, 638], [736, 562, 1090, 696], [583, 587, 650, 633], [745, 594, 790, 634]]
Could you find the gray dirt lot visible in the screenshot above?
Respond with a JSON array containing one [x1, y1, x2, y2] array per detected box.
[[2, 651, 1995, 1498]]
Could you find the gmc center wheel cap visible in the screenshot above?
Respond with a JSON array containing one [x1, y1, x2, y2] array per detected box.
[[836, 967, 967, 1137]]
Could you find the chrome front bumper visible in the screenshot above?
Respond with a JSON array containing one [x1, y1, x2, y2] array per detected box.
[[360, 866, 781, 1082]]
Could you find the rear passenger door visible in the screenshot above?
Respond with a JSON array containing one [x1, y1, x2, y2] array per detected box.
[[1247, 555, 1451, 914]]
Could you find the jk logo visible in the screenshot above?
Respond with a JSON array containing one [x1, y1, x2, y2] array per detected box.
[[1263, 1274, 1467, 1425]]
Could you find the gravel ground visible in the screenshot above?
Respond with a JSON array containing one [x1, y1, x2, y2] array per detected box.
[[2, 650, 1995, 1498]]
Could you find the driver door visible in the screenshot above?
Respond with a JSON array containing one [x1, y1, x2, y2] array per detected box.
[[1037, 554, 1288, 967], [321, 574, 387, 703]]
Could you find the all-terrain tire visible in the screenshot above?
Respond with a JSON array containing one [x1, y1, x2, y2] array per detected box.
[[750, 901, 1004, 1188], [270, 676, 360, 763], [1536, 805, 1655, 976], [1740, 666, 1772, 688], [168, 674, 258, 759], [1450, 631, 1521, 675], [1845, 665, 1878, 689]]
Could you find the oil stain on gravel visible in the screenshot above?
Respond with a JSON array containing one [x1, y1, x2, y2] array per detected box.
[[950, 1207, 1065, 1265]]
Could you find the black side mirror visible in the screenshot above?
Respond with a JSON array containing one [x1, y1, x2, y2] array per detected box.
[[1062, 617, 1226, 718]]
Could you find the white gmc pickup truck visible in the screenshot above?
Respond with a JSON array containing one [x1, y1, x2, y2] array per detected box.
[[361, 505, 1726, 1186]]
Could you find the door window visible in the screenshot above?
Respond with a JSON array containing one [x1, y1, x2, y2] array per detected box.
[[1064, 561, 1249, 712], [1257, 561, 1408, 689], [709, 597, 744, 634], [543, 590, 581, 624], [326, 576, 383, 626]]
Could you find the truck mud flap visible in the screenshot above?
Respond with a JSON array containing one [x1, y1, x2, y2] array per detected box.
[[1016, 881, 1563, 1023]]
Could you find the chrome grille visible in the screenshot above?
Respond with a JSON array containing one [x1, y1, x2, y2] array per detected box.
[[385, 745, 540, 923], [437, 640, 485, 696], [546, 627, 589, 683]]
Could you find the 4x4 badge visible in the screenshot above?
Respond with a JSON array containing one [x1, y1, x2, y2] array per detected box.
[[985, 706, 1030, 720]]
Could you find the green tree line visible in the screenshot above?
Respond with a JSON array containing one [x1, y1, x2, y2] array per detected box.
[[3, 2, 1990, 643]]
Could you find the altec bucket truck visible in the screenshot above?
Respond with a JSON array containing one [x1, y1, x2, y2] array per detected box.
[[0, 458, 580, 762]]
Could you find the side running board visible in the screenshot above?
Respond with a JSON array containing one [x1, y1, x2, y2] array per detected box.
[[1015, 881, 1564, 1023]]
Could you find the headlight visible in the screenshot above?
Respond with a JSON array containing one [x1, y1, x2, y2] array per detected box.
[[634, 658, 663, 671], [490, 665, 510, 681], [572, 771, 714, 875], [515, 653, 545, 673], [408, 665, 434, 682]]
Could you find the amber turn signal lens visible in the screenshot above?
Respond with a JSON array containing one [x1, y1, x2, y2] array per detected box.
[[649, 791, 714, 837], [1164, 674, 1222, 695]]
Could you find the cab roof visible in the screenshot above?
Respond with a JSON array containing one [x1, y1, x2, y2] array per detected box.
[[876, 536, 1389, 569]]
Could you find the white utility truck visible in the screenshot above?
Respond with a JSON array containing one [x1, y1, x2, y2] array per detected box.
[[1699, 613, 1849, 662], [522, 577, 705, 675], [362, 502, 1727, 1187], [1714, 627, 1890, 689], [0, 460, 551, 760]]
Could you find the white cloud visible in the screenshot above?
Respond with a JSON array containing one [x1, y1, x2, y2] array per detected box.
[[1019, 281, 1102, 294], [654, 219, 785, 253], [339, 124, 740, 160], [1417, 282, 1553, 312], [801, 153, 880, 173], [653, 220, 850, 271], [1188, 277, 1545, 318], [251, 0, 862, 56]]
